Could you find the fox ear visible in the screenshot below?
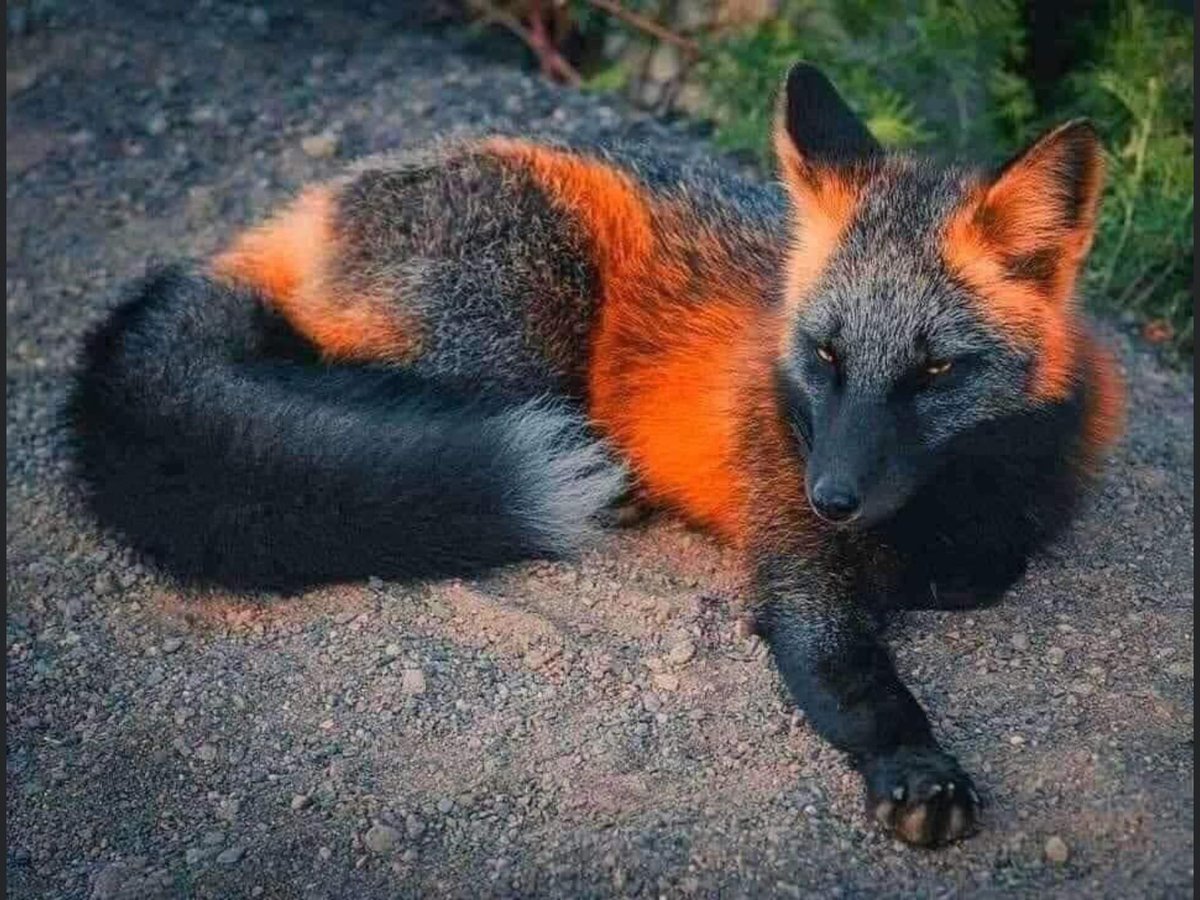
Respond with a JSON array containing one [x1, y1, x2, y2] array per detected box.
[[967, 120, 1106, 294], [944, 120, 1106, 400], [773, 63, 882, 182], [773, 64, 880, 314]]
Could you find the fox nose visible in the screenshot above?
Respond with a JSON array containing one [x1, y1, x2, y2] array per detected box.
[[808, 479, 861, 523]]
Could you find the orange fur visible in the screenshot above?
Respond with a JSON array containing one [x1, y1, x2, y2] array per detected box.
[[212, 186, 415, 363], [482, 138, 656, 284], [1078, 334, 1126, 464], [773, 124, 862, 328], [943, 123, 1105, 401], [484, 138, 776, 541]]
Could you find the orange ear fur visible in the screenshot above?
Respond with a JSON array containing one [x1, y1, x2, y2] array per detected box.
[[772, 110, 862, 326], [943, 121, 1106, 400]]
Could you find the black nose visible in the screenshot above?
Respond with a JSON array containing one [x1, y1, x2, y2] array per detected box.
[[809, 479, 861, 523]]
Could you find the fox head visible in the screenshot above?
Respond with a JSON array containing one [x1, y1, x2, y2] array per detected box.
[[772, 64, 1107, 528]]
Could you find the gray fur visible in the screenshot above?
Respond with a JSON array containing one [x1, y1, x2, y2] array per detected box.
[[497, 400, 628, 552], [783, 160, 1037, 449]]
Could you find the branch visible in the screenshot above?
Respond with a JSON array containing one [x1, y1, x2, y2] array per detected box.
[[469, 0, 582, 85], [580, 0, 701, 55]]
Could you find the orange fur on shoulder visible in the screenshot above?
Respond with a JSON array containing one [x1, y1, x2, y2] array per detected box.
[[484, 138, 776, 541]]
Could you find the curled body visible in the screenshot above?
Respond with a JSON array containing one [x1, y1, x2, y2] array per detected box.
[[70, 65, 1124, 847]]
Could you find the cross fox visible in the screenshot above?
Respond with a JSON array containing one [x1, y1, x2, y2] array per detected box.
[[71, 64, 1124, 846]]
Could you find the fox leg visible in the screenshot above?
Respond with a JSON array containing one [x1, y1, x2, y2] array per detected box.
[[752, 551, 980, 846]]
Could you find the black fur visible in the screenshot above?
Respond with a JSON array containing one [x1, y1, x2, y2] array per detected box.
[[68, 267, 623, 591], [783, 63, 883, 168]]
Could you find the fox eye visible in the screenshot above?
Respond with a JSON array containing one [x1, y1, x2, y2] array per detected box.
[[924, 359, 952, 377], [815, 344, 837, 365]]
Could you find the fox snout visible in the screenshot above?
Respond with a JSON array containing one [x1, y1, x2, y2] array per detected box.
[[803, 399, 922, 528]]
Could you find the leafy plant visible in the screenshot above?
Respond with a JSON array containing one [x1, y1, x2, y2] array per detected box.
[[475, 0, 1194, 352], [697, 0, 1032, 160], [1063, 2, 1194, 353]]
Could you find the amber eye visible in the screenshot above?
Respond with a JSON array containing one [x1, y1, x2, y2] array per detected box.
[[815, 344, 837, 365], [925, 359, 953, 377]]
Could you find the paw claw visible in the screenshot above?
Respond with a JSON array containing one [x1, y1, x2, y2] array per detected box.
[[873, 800, 896, 828], [862, 747, 980, 848]]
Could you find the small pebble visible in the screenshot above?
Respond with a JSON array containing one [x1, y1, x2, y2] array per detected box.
[[364, 824, 401, 854], [161, 637, 184, 654], [1010, 633, 1030, 652], [401, 668, 427, 695], [301, 132, 339, 159], [1044, 835, 1070, 864], [667, 640, 696, 666], [652, 672, 680, 692], [215, 845, 245, 866], [290, 794, 311, 811]]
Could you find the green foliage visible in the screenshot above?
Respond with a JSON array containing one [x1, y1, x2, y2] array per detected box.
[[557, 0, 1193, 351], [1062, 2, 1193, 353], [694, 0, 1192, 353], [698, 0, 1032, 159]]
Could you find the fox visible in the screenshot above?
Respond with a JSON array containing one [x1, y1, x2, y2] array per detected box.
[[70, 64, 1124, 847]]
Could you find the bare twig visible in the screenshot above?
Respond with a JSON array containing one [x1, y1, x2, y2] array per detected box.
[[469, 0, 582, 85], [580, 0, 701, 56]]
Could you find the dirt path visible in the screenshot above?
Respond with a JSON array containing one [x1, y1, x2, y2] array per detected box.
[[6, 3, 1193, 898]]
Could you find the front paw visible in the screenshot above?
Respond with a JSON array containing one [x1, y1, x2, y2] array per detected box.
[[861, 746, 980, 847]]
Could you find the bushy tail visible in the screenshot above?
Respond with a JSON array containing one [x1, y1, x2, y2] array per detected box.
[[68, 267, 624, 591]]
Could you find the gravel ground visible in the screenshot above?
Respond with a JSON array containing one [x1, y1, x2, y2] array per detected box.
[[5, 3, 1194, 898]]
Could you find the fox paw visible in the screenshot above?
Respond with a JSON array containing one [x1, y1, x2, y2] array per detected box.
[[862, 746, 980, 847]]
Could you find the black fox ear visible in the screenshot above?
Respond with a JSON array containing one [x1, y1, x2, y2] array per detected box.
[[775, 63, 882, 174]]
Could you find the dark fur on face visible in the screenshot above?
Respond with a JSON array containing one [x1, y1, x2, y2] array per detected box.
[[772, 70, 1105, 531]]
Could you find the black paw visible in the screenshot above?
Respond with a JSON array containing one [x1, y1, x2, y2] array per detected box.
[[861, 746, 980, 847]]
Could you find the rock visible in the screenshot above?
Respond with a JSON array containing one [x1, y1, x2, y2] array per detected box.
[[216, 798, 240, 821], [185, 847, 211, 865], [145, 113, 169, 136], [1010, 633, 1030, 652], [1044, 835, 1070, 864], [161, 637, 183, 654], [215, 845, 246, 866], [667, 640, 696, 666], [364, 824, 401, 854], [291, 794, 312, 811], [91, 862, 131, 899], [524, 646, 561, 670], [652, 672, 680, 692], [1166, 661, 1192, 678], [247, 6, 270, 33], [1046, 646, 1067, 666], [401, 668, 426, 695], [436, 797, 454, 814], [195, 744, 218, 763], [301, 132, 339, 159], [405, 814, 425, 839]]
